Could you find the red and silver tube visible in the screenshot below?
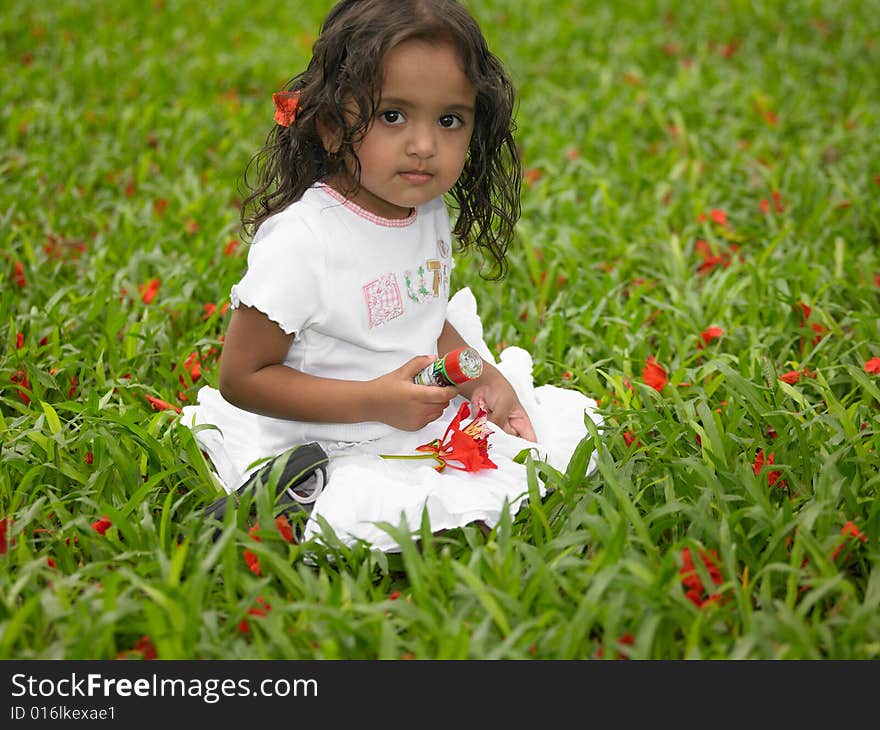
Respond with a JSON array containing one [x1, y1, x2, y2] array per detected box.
[[413, 346, 483, 387]]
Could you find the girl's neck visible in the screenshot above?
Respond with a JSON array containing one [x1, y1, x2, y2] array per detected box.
[[319, 180, 417, 227], [321, 176, 415, 221]]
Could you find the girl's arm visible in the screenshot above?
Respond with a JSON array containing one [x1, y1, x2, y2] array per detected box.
[[218, 305, 457, 431], [437, 320, 537, 442]]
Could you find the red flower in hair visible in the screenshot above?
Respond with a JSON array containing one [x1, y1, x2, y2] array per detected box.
[[273, 91, 301, 127]]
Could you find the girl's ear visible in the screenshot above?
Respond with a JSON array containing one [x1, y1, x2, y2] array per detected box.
[[316, 115, 343, 155]]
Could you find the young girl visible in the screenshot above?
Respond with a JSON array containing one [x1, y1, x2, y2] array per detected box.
[[182, 0, 602, 552]]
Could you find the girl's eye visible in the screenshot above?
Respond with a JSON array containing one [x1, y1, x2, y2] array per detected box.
[[439, 114, 463, 129], [380, 110, 404, 125]]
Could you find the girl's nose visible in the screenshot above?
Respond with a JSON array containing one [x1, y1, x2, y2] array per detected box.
[[405, 123, 436, 158]]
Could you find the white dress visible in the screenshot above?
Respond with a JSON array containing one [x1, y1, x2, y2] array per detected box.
[[180, 186, 602, 552]]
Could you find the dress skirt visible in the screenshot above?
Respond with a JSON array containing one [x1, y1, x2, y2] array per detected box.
[[180, 288, 603, 552]]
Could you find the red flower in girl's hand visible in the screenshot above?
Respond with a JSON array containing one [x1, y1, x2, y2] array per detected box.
[[272, 91, 301, 127], [382, 402, 498, 473]]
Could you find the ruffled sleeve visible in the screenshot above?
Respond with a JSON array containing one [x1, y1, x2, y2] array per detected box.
[[229, 211, 324, 335]]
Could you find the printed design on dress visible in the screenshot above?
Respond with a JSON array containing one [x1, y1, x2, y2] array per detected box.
[[404, 241, 450, 304], [363, 273, 405, 329]]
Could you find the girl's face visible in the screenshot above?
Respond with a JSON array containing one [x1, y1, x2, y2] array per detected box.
[[328, 39, 476, 219]]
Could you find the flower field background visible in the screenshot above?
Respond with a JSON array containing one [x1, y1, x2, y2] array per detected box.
[[1, 0, 879, 659]]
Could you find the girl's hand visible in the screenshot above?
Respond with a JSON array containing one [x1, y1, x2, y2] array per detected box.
[[371, 356, 458, 431], [469, 374, 537, 442]]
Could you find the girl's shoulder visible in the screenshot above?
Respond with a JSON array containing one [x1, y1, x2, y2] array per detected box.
[[252, 187, 328, 246]]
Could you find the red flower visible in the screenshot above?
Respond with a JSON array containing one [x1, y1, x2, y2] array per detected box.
[[91, 516, 112, 535], [153, 198, 168, 216], [694, 239, 732, 274], [796, 302, 812, 322], [641, 356, 668, 391], [0, 518, 8, 555], [810, 322, 827, 346], [224, 239, 240, 256], [272, 90, 301, 127], [680, 547, 724, 608], [865, 357, 880, 374], [779, 370, 801, 384], [761, 192, 785, 214], [243, 549, 261, 576], [623, 431, 639, 447], [596, 632, 636, 659], [414, 402, 498, 473], [275, 515, 294, 544], [524, 168, 543, 187], [840, 521, 868, 543], [183, 352, 202, 383], [145, 395, 181, 414], [46, 557, 56, 569], [11, 370, 31, 405], [388, 590, 401, 601], [247, 597, 271, 618], [139, 278, 160, 304], [12, 260, 27, 288], [831, 520, 868, 561], [710, 209, 728, 226], [753, 450, 785, 489], [244, 524, 262, 576], [700, 326, 724, 345], [16, 332, 24, 349], [133, 636, 157, 660]]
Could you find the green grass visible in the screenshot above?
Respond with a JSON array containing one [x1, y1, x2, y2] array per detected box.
[[1, 0, 879, 659]]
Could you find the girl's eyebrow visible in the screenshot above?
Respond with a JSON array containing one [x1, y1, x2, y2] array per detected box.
[[380, 96, 475, 114]]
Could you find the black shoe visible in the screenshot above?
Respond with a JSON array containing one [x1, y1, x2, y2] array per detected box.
[[202, 442, 329, 538]]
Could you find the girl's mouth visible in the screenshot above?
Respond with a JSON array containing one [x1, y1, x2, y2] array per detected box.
[[398, 171, 434, 184]]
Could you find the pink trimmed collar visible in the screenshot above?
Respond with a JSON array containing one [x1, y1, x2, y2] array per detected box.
[[317, 183, 417, 228]]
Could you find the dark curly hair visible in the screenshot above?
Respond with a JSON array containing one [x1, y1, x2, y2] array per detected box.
[[239, 0, 522, 279]]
